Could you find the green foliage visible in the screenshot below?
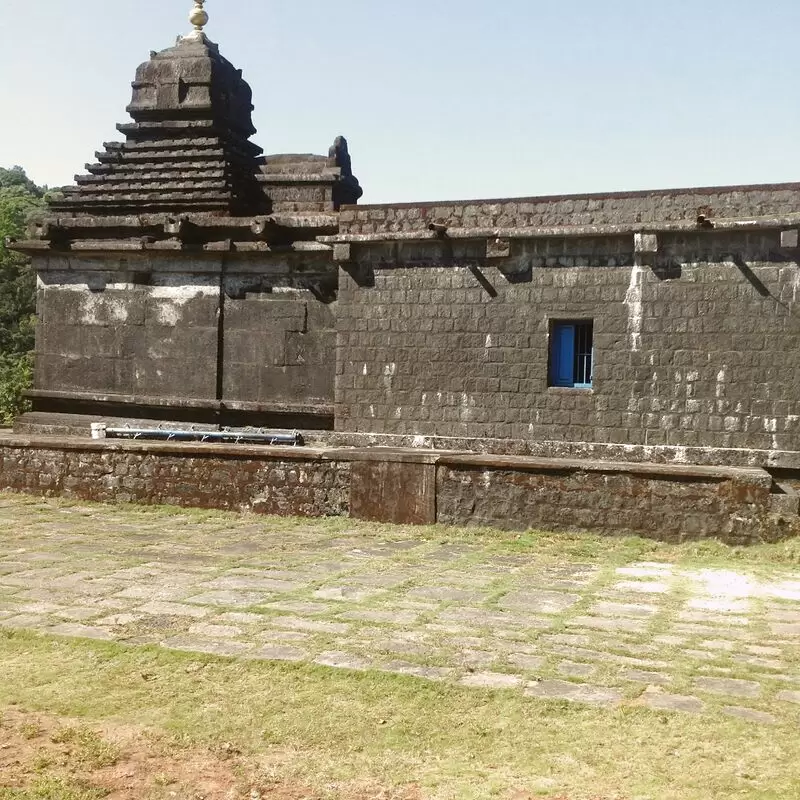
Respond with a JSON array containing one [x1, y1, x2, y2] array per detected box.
[[0, 166, 44, 424], [0, 352, 33, 425]]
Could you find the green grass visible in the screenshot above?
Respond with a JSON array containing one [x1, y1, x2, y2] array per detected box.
[[47, 728, 120, 770], [0, 630, 798, 800], [0, 777, 107, 800], [1, 494, 799, 798]]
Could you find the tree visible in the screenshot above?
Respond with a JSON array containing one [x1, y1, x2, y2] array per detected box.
[[0, 166, 44, 424]]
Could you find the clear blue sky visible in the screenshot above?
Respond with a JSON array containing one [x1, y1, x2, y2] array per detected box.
[[2, 0, 799, 203]]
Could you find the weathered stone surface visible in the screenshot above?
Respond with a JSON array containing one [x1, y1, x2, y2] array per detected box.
[[267, 601, 331, 615], [269, 616, 349, 634], [641, 692, 705, 714], [335, 222, 800, 479], [314, 651, 372, 670], [558, 661, 597, 679], [613, 581, 670, 595], [47, 622, 113, 640], [137, 601, 209, 618], [722, 707, 776, 725], [407, 586, 486, 603], [341, 609, 420, 625], [188, 623, 243, 638], [507, 653, 546, 672], [94, 613, 144, 626], [0, 496, 798, 726], [202, 576, 305, 593], [0, 436, 788, 544], [525, 680, 623, 706], [247, 644, 307, 662], [590, 601, 659, 619], [499, 590, 580, 614], [216, 612, 268, 625], [566, 616, 648, 634], [694, 677, 761, 698], [380, 661, 455, 682], [0, 614, 55, 629], [460, 672, 523, 690], [771, 622, 800, 636], [313, 587, 382, 602], [622, 669, 671, 685]]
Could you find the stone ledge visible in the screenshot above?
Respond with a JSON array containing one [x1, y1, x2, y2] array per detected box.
[[25, 390, 334, 418], [437, 452, 773, 487], [313, 431, 800, 470]]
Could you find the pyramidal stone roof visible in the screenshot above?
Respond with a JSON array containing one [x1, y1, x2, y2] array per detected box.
[[51, 33, 269, 217]]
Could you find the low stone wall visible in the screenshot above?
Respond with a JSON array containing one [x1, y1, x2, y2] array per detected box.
[[436, 456, 775, 544], [0, 437, 350, 518], [0, 435, 793, 544]]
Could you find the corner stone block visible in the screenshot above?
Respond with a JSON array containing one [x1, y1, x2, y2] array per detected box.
[[333, 243, 352, 262], [780, 229, 799, 249], [634, 233, 659, 254]]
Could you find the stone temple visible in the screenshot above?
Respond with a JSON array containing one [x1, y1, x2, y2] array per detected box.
[[5, 7, 800, 542]]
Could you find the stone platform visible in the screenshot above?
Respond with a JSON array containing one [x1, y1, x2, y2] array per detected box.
[[0, 495, 798, 726]]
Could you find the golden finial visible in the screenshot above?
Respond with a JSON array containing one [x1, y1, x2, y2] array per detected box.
[[181, 0, 209, 43], [189, 1, 208, 32]]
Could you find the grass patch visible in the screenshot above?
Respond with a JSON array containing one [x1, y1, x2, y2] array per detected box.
[[48, 728, 120, 770], [0, 777, 107, 800], [0, 630, 798, 800]]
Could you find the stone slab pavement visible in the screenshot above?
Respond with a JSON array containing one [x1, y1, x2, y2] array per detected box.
[[0, 495, 798, 726]]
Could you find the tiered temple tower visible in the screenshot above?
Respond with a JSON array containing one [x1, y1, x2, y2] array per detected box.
[[12, 3, 362, 434]]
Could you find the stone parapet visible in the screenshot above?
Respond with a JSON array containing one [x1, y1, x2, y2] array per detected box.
[[338, 183, 800, 236]]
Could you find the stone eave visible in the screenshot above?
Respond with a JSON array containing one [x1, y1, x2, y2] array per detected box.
[[8, 238, 334, 256], [8, 211, 340, 255]]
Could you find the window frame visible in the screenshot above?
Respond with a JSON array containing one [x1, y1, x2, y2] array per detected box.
[[548, 319, 594, 390]]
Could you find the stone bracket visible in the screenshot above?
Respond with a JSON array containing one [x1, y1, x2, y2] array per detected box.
[[780, 229, 799, 250], [634, 233, 659, 254], [333, 243, 352, 263]]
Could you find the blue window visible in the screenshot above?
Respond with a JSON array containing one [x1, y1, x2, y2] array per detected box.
[[549, 321, 593, 388]]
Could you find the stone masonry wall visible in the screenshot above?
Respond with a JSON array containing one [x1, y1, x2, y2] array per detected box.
[[33, 254, 338, 414], [223, 283, 336, 408], [335, 230, 800, 455], [35, 265, 220, 401], [0, 440, 349, 517], [339, 184, 800, 234], [436, 461, 775, 545]]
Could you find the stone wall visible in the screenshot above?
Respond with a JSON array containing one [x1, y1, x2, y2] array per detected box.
[[0, 438, 349, 517], [436, 458, 773, 544], [335, 230, 800, 455], [339, 183, 800, 234], [0, 435, 793, 544], [31, 254, 338, 421], [36, 269, 219, 401], [222, 279, 336, 409]]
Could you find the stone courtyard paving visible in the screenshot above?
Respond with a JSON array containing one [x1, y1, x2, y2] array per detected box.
[[0, 494, 798, 727]]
